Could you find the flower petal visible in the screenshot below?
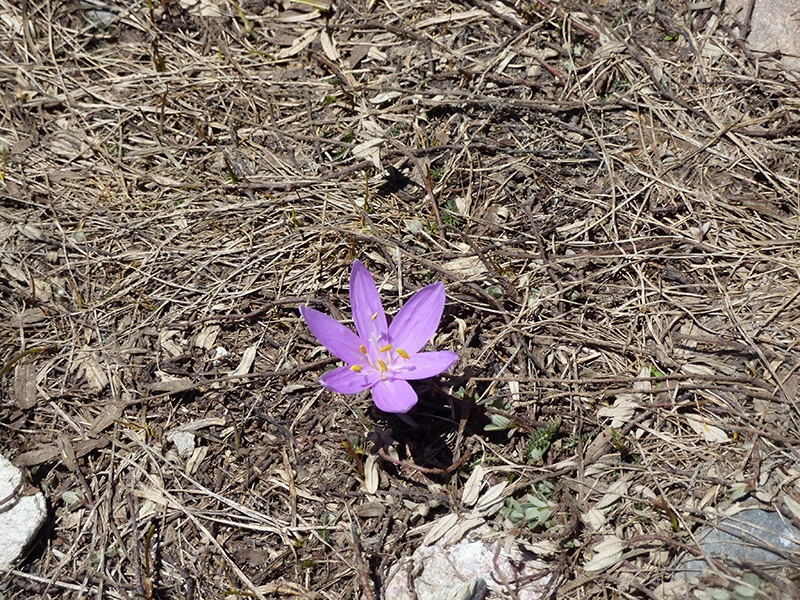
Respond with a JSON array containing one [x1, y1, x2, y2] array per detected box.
[[371, 379, 418, 413], [300, 305, 364, 364], [393, 351, 458, 380], [389, 282, 446, 353], [350, 260, 388, 344], [320, 365, 377, 394]]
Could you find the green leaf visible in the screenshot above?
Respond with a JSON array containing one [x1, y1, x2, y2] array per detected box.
[[525, 416, 561, 462], [485, 414, 514, 431]]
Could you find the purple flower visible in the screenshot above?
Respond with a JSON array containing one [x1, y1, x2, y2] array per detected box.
[[300, 260, 458, 413]]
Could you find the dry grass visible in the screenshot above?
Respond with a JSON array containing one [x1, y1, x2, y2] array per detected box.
[[2, 0, 800, 598]]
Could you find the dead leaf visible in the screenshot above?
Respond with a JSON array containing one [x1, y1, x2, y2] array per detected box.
[[596, 477, 630, 510], [56, 435, 78, 472], [17, 224, 46, 241], [597, 394, 636, 427], [198, 0, 224, 18], [351, 138, 383, 169], [3, 262, 27, 282], [185, 445, 208, 476], [172, 417, 227, 433], [422, 513, 458, 546], [681, 363, 716, 376], [364, 454, 380, 494], [147, 377, 195, 394], [13, 363, 38, 409], [523, 539, 560, 556], [475, 481, 507, 516], [582, 507, 607, 532], [276, 29, 318, 60], [781, 492, 800, 522], [443, 516, 485, 545], [78, 354, 109, 393], [10, 308, 46, 327], [14, 446, 60, 466], [443, 255, 486, 279], [461, 464, 484, 507], [195, 325, 220, 350], [159, 331, 183, 357], [369, 90, 402, 105], [230, 343, 259, 377], [30, 278, 52, 302], [89, 404, 124, 434], [684, 413, 729, 443], [134, 484, 173, 508], [583, 535, 624, 572], [594, 33, 626, 59], [583, 428, 614, 465], [319, 30, 339, 61], [14, 438, 108, 466], [355, 501, 385, 518], [415, 8, 490, 28]]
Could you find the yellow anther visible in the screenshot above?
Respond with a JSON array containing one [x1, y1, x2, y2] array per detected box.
[[359, 344, 368, 354], [350, 365, 363, 372], [396, 348, 410, 359], [377, 359, 388, 372], [370, 312, 379, 321], [379, 344, 393, 353]]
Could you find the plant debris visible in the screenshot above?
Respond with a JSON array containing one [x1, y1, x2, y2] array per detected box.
[[2, 0, 800, 597]]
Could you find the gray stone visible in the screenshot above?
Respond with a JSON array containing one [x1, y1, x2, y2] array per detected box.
[[727, 0, 800, 71], [0, 453, 47, 571], [676, 507, 800, 579]]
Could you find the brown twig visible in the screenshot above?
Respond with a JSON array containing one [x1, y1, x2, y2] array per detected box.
[[377, 447, 472, 475]]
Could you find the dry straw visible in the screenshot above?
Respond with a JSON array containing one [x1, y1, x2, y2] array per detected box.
[[1, 0, 799, 598]]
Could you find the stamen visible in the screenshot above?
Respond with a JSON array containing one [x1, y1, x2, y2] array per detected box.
[[370, 312, 379, 321], [350, 365, 363, 372], [377, 359, 388, 372], [359, 344, 368, 354], [379, 344, 393, 353], [396, 348, 410, 359]]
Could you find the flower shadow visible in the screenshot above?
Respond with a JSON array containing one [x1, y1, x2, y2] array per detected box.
[[367, 377, 491, 480]]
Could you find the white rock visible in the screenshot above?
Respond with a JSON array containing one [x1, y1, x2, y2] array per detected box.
[[727, 0, 800, 71], [0, 453, 47, 571], [384, 525, 552, 600], [168, 431, 196, 458]]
